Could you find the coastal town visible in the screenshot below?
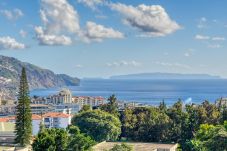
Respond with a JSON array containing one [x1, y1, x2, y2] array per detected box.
[[1, 0, 227, 150]]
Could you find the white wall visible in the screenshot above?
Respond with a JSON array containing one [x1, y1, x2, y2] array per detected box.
[[32, 119, 41, 135], [59, 117, 71, 129]]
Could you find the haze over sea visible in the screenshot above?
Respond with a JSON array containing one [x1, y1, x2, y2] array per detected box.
[[31, 79, 227, 106]]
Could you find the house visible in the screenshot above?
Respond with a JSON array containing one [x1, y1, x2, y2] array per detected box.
[[0, 114, 42, 136], [42, 112, 71, 129], [92, 142, 178, 151]]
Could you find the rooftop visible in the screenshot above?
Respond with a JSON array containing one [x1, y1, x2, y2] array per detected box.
[[0, 114, 42, 122], [43, 112, 70, 118]]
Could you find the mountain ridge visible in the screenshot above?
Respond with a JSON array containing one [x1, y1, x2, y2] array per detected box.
[[0, 55, 80, 98]]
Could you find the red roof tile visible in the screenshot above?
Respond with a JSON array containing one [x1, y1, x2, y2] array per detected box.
[[43, 112, 70, 118]]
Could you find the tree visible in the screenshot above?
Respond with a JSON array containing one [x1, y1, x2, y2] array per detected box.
[[122, 107, 170, 142], [67, 125, 96, 151], [101, 94, 120, 117], [72, 110, 121, 142], [79, 105, 91, 113], [15, 67, 32, 146], [68, 133, 96, 151], [167, 100, 189, 143], [109, 143, 133, 151], [32, 128, 68, 151], [188, 122, 227, 151]]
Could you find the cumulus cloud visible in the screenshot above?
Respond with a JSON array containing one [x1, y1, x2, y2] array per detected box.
[[155, 61, 191, 69], [0, 8, 23, 21], [80, 21, 124, 42], [0, 37, 26, 50], [35, 0, 80, 45], [40, 0, 80, 34], [107, 60, 141, 67], [110, 3, 181, 37], [195, 34, 210, 40], [34, 26, 72, 46], [77, 0, 105, 10]]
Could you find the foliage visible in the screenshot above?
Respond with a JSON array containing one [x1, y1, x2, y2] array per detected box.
[[109, 143, 133, 151], [72, 110, 121, 142], [100, 94, 120, 117], [15, 67, 32, 146], [188, 122, 227, 151], [80, 105, 92, 113], [121, 107, 170, 142], [68, 132, 96, 151], [167, 100, 189, 143], [32, 128, 68, 151]]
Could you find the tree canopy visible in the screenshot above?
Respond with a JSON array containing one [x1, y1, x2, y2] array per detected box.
[[72, 110, 121, 142]]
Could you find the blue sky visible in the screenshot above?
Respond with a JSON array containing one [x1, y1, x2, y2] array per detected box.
[[0, 0, 227, 78]]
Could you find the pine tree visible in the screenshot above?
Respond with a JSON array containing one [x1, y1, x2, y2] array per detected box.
[[15, 67, 32, 146]]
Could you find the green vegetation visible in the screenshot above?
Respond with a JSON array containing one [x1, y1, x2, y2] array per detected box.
[[121, 100, 226, 150], [101, 94, 120, 117], [15, 67, 32, 146], [79, 105, 92, 112], [32, 126, 96, 151], [72, 110, 121, 142], [30, 94, 227, 150], [68, 126, 96, 151], [32, 128, 69, 151], [109, 143, 133, 151], [187, 121, 227, 150]]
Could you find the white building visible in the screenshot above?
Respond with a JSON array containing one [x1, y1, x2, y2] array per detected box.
[[49, 89, 72, 104], [72, 96, 106, 107], [43, 112, 71, 129], [0, 114, 42, 135]]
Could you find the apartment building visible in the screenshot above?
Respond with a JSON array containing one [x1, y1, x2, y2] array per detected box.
[[42, 112, 71, 129]]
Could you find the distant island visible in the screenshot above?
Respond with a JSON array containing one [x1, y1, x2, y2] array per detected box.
[[110, 73, 222, 80]]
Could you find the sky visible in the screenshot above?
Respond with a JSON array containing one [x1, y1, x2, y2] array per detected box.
[[0, 0, 227, 78]]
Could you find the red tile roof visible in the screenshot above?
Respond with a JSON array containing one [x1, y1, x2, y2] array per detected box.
[[43, 112, 70, 118], [0, 114, 42, 122]]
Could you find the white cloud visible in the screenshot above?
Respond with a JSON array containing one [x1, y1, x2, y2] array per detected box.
[[155, 61, 191, 69], [0, 37, 25, 50], [0, 8, 23, 21], [208, 44, 222, 49], [34, 26, 72, 46], [197, 17, 207, 29], [77, 0, 105, 10], [107, 60, 141, 67], [110, 3, 181, 37], [195, 34, 210, 40], [19, 30, 27, 38], [35, 0, 80, 45], [80, 21, 124, 42], [212, 37, 225, 41], [40, 0, 80, 34]]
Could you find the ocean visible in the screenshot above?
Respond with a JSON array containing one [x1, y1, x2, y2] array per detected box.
[[30, 79, 227, 106]]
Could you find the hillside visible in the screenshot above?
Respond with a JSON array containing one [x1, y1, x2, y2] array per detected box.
[[0, 55, 80, 97]]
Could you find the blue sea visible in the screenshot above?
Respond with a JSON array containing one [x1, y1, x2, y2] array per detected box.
[[30, 79, 227, 106]]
